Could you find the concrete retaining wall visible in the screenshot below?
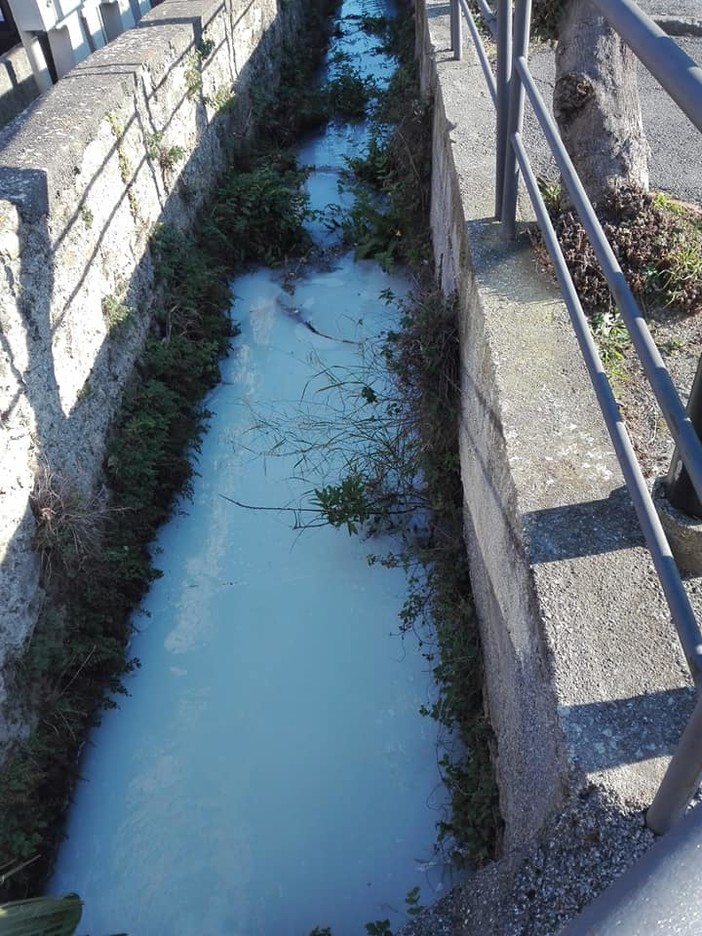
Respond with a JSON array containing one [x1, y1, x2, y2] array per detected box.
[[416, 0, 697, 894], [403, 1, 702, 930], [0, 0, 303, 758]]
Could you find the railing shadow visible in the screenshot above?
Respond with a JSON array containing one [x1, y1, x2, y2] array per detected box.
[[525, 487, 645, 563]]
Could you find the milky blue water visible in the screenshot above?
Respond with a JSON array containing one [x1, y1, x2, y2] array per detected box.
[[49, 3, 451, 933]]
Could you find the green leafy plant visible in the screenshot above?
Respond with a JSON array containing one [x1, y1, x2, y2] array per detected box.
[[365, 921, 392, 936], [325, 66, 377, 119], [537, 175, 562, 214], [337, 31, 432, 271], [102, 294, 133, 333], [314, 470, 375, 534], [145, 132, 185, 174], [590, 309, 630, 375], [184, 37, 215, 100], [405, 886, 423, 917], [201, 161, 311, 267], [358, 13, 389, 35], [197, 37, 215, 58], [211, 85, 236, 112]]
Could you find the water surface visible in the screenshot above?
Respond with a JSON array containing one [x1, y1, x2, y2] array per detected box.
[[50, 4, 450, 933]]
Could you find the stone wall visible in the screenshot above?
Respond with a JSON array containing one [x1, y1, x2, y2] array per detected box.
[[0, 45, 38, 128], [0, 0, 303, 758]]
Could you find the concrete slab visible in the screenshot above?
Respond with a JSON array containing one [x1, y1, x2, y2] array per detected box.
[[639, 0, 702, 18]]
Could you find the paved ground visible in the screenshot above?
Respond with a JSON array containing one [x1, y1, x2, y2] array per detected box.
[[627, 2, 701, 204], [640, 0, 702, 17], [526, 3, 702, 205]]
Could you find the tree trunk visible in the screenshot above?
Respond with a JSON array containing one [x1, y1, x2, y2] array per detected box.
[[554, 0, 649, 206]]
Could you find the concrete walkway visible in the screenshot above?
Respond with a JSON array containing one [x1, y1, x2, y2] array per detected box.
[[641, 0, 702, 20]]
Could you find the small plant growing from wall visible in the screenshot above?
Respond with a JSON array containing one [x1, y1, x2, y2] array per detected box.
[[106, 113, 140, 220], [102, 294, 133, 334], [211, 85, 236, 112], [145, 132, 185, 175], [185, 36, 216, 100], [29, 463, 107, 579]]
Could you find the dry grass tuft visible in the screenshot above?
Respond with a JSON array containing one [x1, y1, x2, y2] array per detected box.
[[29, 462, 109, 579]]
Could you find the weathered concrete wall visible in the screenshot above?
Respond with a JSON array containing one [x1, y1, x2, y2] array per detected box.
[[0, 0, 303, 756], [0, 45, 38, 128], [415, 0, 696, 859], [400, 2, 702, 931]]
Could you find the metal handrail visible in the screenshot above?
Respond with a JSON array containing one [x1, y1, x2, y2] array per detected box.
[[562, 799, 702, 934], [450, 0, 702, 834]]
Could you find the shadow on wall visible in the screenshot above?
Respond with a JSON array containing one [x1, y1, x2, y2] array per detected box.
[[0, 47, 39, 128], [0, 0, 288, 754], [525, 487, 646, 563]]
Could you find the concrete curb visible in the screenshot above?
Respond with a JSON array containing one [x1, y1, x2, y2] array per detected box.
[[653, 478, 702, 576]]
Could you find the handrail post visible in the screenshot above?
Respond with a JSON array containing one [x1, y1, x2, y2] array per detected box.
[[500, 0, 531, 237], [647, 694, 702, 835], [666, 354, 702, 519], [495, 0, 512, 218], [450, 0, 462, 60]]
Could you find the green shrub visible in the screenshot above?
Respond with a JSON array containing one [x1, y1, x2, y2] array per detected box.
[[202, 163, 311, 268]]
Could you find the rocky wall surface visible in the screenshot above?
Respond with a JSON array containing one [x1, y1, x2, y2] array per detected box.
[[0, 45, 39, 129], [0, 0, 300, 758]]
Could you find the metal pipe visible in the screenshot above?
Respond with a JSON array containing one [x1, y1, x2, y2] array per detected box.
[[667, 355, 702, 519], [511, 130, 702, 684], [450, 0, 462, 60], [563, 801, 702, 932], [494, 0, 512, 218], [472, 0, 497, 37], [591, 0, 702, 135], [515, 56, 702, 512], [458, 0, 497, 104], [500, 0, 531, 236], [647, 695, 702, 834]]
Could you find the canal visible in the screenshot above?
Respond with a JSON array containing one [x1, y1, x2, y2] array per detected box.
[[49, 2, 451, 933]]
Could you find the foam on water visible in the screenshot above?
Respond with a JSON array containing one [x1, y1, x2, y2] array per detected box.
[[49, 3, 453, 933]]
